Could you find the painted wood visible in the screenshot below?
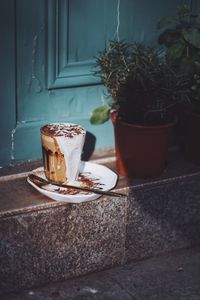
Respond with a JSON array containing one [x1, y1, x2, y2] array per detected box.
[[0, 0, 16, 166], [47, 0, 118, 89], [1, 0, 184, 166]]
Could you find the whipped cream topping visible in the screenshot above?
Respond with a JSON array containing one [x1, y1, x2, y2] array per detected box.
[[41, 123, 86, 183], [41, 123, 85, 138], [55, 133, 85, 182]]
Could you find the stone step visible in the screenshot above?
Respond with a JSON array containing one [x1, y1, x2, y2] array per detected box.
[[0, 151, 200, 293], [2, 246, 200, 300]]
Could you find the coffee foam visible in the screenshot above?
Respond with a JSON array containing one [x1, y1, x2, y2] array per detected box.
[[41, 123, 85, 138]]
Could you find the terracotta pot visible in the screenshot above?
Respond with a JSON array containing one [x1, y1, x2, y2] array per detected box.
[[110, 111, 176, 178], [183, 110, 200, 165]]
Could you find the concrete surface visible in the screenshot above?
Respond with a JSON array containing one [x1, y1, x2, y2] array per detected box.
[[1, 246, 200, 300], [1, 151, 200, 295], [1, 155, 200, 293]]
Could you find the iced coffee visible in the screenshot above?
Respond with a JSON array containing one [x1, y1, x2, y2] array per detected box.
[[40, 123, 86, 183]]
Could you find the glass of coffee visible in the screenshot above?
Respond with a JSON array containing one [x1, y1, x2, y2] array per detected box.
[[40, 123, 86, 183]]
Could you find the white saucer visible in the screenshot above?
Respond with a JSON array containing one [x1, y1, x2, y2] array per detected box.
[[27, 161, 118, 203]]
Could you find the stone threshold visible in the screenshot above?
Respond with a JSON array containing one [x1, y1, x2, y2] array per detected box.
[[0, 149, 200, 293], [1, 149, 200, 219], [0, 155, 117, 219]]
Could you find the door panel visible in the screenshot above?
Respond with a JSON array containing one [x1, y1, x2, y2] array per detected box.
[[1, 0, 183, 165], [0, 0, 16, 166]]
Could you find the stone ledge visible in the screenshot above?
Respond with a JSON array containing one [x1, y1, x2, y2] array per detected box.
[[0, 150, 200, 293], [0, 196, 127, 293], [126, 175, 200, 262]]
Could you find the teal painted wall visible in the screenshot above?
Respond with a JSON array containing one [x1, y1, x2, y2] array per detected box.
[[0, 0, 184, 166]]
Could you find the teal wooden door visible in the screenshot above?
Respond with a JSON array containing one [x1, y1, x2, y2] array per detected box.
[[0, 0, 182, 166]]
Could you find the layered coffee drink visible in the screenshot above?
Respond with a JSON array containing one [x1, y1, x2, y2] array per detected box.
[[40, 123, 86, 183]]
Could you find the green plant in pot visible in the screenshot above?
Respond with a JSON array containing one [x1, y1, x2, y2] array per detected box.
[[157, 4, 200, 164], [90, 40, 189, 178]]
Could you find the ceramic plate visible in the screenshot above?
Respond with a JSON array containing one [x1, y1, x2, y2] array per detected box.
[[27, 161, 118, 203]]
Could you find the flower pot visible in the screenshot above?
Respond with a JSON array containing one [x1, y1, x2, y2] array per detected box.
[[183, 111, 200, 165], [110, 111, 176, 178]]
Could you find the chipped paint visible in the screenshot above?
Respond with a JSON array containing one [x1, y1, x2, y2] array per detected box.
[[48, 90, 55, 96], [28, 25, 45, 94], [113, 0, 121, 41], [11, 128, 16, 161], [100, 94, 106, 105]]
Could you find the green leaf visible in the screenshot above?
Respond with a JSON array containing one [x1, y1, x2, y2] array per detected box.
[[192, 20, 200, 30], [177, 4, 191, 18], [90, 105, 110, 125], [179, 57, 196, 74], [166, 42, 185, 63], [194, 61, 200, 69], [191, 85, 197, 91], [157, 16, 177, 30], [158, 29, 181, 46], [183, 28, 200, 49]]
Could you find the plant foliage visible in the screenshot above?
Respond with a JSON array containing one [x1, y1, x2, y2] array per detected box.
[[157, 4, 200, 112], [91, 40, 190, 125]]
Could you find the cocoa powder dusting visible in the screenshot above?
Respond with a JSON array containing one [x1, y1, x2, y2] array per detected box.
[[54, 173, 105, 195], [41, 123, 85, 138], [55, 188, 81, 195]]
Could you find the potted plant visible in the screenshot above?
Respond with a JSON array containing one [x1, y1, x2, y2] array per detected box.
[[157, 4, 200, 164], [182, 72, 200, 164], [90, 41, 189, 178]]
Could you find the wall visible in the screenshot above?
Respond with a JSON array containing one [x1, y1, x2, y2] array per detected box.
[[0, 0, 183, 166]]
